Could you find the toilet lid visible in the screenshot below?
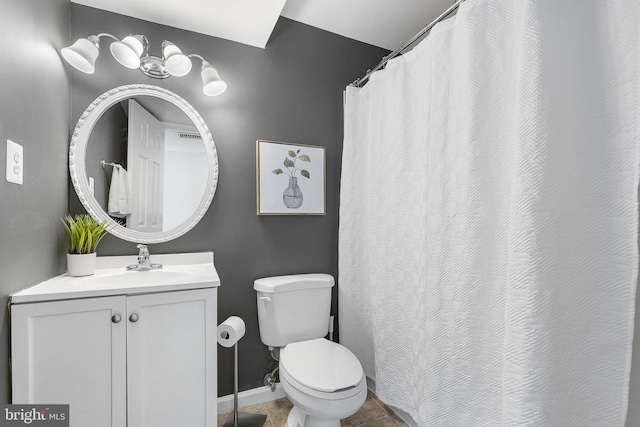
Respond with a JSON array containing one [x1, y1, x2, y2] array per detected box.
[[280, 338, 363, 393]]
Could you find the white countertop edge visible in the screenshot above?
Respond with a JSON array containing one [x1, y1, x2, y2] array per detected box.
[[10, 282, 218, 304]]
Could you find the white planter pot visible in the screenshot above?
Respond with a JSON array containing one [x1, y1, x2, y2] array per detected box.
[[66, 252, 97, 277]]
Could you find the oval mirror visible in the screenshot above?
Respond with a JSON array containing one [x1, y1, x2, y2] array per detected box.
[[70, 84, 218, 243]]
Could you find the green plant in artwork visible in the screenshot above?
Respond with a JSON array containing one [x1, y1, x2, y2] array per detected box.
[[272, 149, 311, 179], [61, 214, 109, 254]]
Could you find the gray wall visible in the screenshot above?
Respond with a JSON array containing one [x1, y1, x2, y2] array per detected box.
[[0, 0, 70, 403], [68, 5, 388, 396], [627, 225, 640, 426]]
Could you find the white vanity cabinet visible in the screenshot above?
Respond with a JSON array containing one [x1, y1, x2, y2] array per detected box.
[[10, 252, 219, 427]]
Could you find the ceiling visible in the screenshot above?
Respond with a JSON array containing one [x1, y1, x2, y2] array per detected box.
[[70, 0, 457, 51]]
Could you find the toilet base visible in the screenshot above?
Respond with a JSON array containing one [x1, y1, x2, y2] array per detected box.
[[286, 406, 340, 427]]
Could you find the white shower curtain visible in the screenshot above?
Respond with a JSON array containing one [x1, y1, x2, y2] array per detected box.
[[339, 0, 639, 426]]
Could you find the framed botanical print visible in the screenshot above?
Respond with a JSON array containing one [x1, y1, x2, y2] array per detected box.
[[256, 140, 326, 215]]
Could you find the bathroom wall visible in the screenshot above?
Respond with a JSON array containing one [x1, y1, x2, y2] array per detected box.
[[626, 225, 640, 426], [0, 0, 70, 403], [68, 4, 388, 396]]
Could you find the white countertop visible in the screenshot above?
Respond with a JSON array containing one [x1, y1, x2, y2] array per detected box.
[[10, 252, 220, 304]]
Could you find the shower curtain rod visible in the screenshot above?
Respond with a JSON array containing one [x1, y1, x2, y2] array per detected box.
[[350, 0, 465, 88]]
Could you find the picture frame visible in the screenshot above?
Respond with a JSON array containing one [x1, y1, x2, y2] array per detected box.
[[256, 140, 326, 215]]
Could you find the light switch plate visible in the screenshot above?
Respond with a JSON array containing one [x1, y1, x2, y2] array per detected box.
[[6, 139, 23, 185]]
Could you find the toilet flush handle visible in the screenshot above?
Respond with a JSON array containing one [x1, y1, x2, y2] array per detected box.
[[259, 296, 272, 303]]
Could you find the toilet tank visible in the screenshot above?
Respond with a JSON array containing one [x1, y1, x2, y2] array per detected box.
[[254, 274, 334, 347]]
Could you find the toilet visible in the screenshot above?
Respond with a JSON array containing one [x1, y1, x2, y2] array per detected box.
[[254, 274, 367, 427]]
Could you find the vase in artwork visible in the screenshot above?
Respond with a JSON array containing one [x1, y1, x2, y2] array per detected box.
[[283, 177, 303, 208]]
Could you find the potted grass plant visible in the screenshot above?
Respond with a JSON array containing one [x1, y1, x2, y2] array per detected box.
[[62, 214, 109, 277]]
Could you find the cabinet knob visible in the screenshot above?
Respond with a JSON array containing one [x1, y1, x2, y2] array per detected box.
[[129, 314, 139, 323], [111, 314, 122, 324]]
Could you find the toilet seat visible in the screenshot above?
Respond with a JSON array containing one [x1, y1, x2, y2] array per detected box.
[[280, 338, 364, 399], [280, 362, 365, 401]]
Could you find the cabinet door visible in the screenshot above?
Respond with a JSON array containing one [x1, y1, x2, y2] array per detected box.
[[11, 296, 127, 427], [126, 288, 216, 427]]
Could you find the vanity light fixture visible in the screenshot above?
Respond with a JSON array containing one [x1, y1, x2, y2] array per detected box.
[[61, 33, 227, 96]]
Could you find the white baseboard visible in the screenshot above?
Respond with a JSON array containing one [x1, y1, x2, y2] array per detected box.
[[366, 377, 417, 427], [217, 384, 286, 414], [388, 405, 417, 427]]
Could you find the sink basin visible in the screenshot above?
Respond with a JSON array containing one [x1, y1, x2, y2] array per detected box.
[[10, 252, 220, 304], [87, 268, 198, 287]]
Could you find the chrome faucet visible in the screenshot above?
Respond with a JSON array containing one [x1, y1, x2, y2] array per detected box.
[[126, 244, 163, 271]]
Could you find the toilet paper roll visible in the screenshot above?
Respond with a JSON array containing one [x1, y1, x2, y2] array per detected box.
[[217, 316, 246, 347]]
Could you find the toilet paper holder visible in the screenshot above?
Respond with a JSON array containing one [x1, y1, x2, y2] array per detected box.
[[218, 317, 267, 427]]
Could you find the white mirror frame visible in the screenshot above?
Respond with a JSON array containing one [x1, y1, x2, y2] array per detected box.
[[69, 84, 219, 244]]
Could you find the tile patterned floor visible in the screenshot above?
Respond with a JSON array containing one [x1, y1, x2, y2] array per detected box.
[[218, 391, 408, 427]]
